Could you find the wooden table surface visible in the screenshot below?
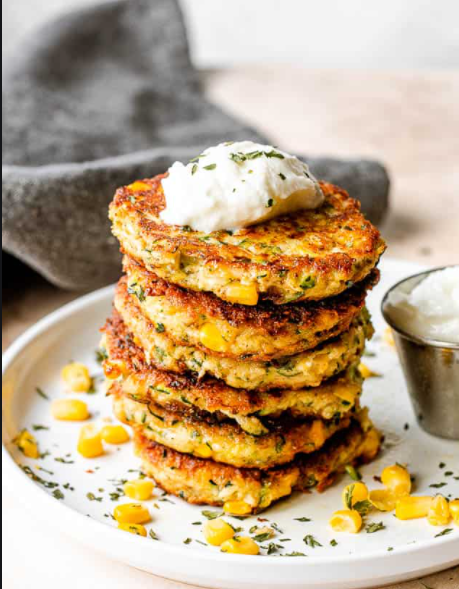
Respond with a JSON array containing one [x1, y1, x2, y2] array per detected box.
[[3, 68, 459, 589]]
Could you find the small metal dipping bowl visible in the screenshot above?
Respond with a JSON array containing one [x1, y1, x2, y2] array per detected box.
[[381, 266, 459, 440]]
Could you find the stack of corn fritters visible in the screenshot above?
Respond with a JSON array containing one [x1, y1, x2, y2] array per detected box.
[[101, 174, 386, 513]]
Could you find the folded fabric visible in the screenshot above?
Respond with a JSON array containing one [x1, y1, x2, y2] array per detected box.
[[2, 0, 389, 290]]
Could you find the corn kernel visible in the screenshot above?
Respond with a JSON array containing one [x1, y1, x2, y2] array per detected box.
[[114, 503, 151, 525], [195, 443, 213, 458], [384, 327, 395, 347], [61, 362, 92, 392], [15, 429, 39, 459], [329, 509, 362, 533], [342, 482, 369, 509], [103, 360, 127, 380], [52, 398, 89, 421], [427, 495, 451, 526], [199, 323, 228, 353], [77, 424, 104, 458], [310, 419, 327, 447], [221, 536, 259, 555], [100, 424, 130, 444], [225, 283, 259, 306], [203, 518, 235, 546], [395, 496, 433, 520], [118, 523, 147, 536], [333, 385, 356, 405], [381, 464, 411, 497], [127, 181, 151, 192], [358, 363, 381, 379], [449, 499, 459, 525], [223, 500, 252, 516], [123, 479, 154, 501], [368, 489, 396, 512]]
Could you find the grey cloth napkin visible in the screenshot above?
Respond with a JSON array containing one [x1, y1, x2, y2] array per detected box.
[[2, 0, 390, 291]]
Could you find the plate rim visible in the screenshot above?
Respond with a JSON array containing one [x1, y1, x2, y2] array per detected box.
[[3, 258, 459, 575]]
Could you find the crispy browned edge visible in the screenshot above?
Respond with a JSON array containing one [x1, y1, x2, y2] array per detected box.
[[111, 379, 354, 469], [134, 418, 381, 510], [124, 254, 379, 335], [102, 309, 361, 421], [110, 174, 386, 298]]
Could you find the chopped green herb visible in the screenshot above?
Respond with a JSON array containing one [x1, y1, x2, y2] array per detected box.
[[294, 517, 312, 522], [262, 542, 283, 554], [303, 534, 322, 548], [278, 172, 286, 180], [365, 522, 386, 534], [345, 465, 362, 481], [266, 198, 274, 208], [300, 276, 316, 290], [52, 489, 65, 500], [155, 323, 165, 333], [191, 164, 198, 175], [429, 482, 447, 489], [95, 348, 108, 364], [86, 492, 103, 502], [203, 163, 217, 171], [201, 510, 223, 520], [149, 528, 158, 540], [32, 424, 49, 431], [54, 457, 74, 464], [330, 539, 338, 547], [36, 387, 49, 400], [434, 528, 453, 537], [183, 538, 192, 544]]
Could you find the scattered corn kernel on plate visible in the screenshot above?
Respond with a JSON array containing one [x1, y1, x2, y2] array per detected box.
[[2, 258, 458, 589]]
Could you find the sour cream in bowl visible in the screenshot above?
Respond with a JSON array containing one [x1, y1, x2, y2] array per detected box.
[[381, 266, 459, 440]]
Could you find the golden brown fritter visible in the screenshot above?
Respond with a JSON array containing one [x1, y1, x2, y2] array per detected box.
[[135, 412, 381, 512], [101, 312, 362, 436], [109, 174, 385, 305], [111, 385, 356, 469], [123, 255, 379, 360], [113, 277, 373, 391]]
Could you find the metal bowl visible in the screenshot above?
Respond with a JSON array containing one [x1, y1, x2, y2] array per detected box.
[[381, 266, 459, 440]]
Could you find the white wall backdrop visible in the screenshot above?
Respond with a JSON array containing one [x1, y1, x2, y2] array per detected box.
[[3, 0, 459, 69]]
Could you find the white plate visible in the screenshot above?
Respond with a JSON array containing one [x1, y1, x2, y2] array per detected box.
[[2, 258, 459, 589]]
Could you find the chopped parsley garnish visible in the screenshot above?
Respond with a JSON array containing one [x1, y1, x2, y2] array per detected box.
[[183, 538, 192, 544], [262, 542, 283, 555], [155, 323, 165, 333], [149, 528, 158, 540], [86, 492, 103, 502], [127, 283, 146, 303], [303, 534, 322, 548], [278, 172, 286, 180], [52, 489, 65, 500], [345, 465, 362, 481], [294, 517, 312, 522], [201, 510, 223, 520], [32, 424, 49, 431], [330, 539, 338, 547], [36, 387, 49, 400], [429, 482, 447, 489], [203, 163, 217, 171], [95, 348, 108, 364], [434, 528, 453, 538], [300, 276, 316, 290], [266, 198, 274, 208], [365, 522, 386, 534], [191, 164, 198, 175]]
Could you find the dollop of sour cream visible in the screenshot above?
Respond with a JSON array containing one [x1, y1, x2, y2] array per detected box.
[[160, 141, 324, 232], [386, 266, 459, 344]]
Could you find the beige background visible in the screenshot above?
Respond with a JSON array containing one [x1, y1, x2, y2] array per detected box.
[[3, 68, 459, 588]]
